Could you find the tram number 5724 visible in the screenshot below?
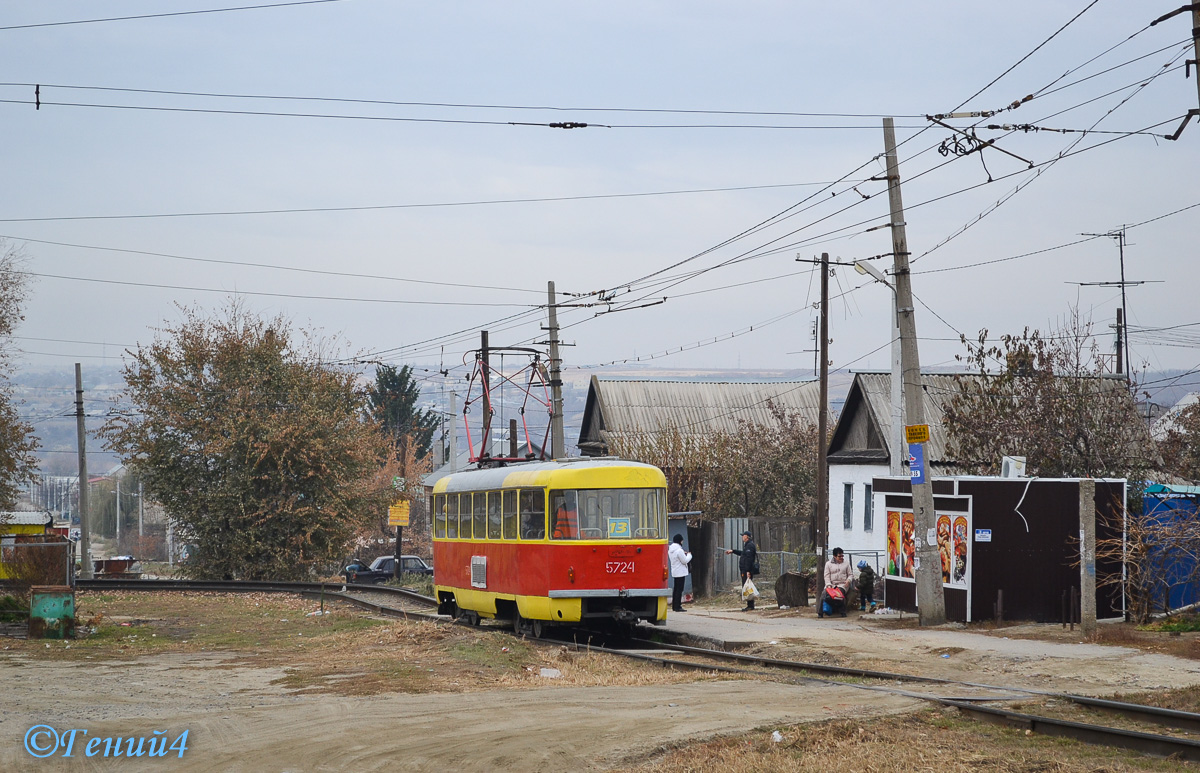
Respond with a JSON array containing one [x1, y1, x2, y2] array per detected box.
[[605, 560, 635, 574]]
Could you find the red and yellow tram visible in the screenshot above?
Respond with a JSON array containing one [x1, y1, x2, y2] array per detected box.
[[429, 458, 669, 634]]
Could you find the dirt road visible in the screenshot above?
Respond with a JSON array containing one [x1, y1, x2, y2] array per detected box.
[[5, 612, 1200, 771], [0, 653, 921, 771]]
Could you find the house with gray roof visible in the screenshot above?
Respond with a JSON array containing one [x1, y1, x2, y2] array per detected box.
[[577, 376, 824, 457], [827, 370, 1145, 558]]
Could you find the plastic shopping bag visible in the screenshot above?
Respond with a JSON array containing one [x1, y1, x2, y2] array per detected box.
[[742, 577, 760, 601]]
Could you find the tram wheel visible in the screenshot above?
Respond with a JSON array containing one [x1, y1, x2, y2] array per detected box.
[[530, 619, 544, 638]]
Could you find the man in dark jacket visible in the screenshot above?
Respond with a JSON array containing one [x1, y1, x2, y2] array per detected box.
[[725, 531, 759, 611]]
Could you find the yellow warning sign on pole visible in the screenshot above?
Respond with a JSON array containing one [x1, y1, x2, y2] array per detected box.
[[905, 424, 930, 444], [388, 502, 411, 527]]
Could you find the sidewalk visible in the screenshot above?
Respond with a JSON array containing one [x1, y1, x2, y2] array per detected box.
[[659, 602, 867, 648]]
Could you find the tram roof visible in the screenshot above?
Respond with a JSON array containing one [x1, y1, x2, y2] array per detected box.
[[430, 457, 666, 493]]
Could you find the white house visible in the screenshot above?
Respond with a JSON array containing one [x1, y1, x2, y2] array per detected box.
[[825, 372, 967, 559]]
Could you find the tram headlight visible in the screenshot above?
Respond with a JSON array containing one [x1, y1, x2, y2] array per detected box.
[[568, 566, 575, 583]]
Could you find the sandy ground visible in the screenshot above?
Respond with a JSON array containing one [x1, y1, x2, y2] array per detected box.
[[4, 614, 1200, 771], [0, 652, 922, 771], [671, 608, 1200, 695]]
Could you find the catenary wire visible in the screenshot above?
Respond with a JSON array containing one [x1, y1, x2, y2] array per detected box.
[[1, 234, 545, 295], [0, 1, 348, 31]]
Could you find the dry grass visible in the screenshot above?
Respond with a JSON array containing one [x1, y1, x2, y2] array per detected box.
[[974, 620, 1200, 661], [0, 590, 718, 697], [614, 708, 1193, 772]]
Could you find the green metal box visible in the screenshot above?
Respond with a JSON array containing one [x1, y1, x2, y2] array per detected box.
[[29, 585, 75, 639]]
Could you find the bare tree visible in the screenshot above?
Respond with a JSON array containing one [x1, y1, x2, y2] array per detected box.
[[1159, 402, 1200, 482], [0, 240, 39, 510], [944, 311, 1154, 480]]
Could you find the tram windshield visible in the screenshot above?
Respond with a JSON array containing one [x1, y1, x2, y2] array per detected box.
[[549, 488, 666, 540]]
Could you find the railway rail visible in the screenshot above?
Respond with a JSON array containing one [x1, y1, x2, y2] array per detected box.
[[76, 577, 442, 622], [74, 579, 1200, 761], [584, 635, 1200, 762]]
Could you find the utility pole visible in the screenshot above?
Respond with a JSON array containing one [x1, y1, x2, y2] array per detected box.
[[883, 117, 946, 626], [1080, 227, 1140, 381], [854, 260, 904, 475], [1115, 308, 1125, 376], [74, 364, 92, 579], [816, 252, 830, 602], [546, 281, 565, 460], [449, 391, 459, 472], [480, 331, 493, 460], [115, 477, 121, 553]]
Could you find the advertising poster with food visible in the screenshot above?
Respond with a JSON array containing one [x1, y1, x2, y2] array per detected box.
[[902, 512, 915, 578], [886, 509, 970, 587], [953, 515, 969, 585], [937, 514, 952, 583], [887, 511, 902, 577]]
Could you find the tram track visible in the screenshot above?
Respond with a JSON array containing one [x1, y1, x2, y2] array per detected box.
[[74, 579, 1200, 760], [550, 631, 1200, 762], [76, 578, 443, 622]]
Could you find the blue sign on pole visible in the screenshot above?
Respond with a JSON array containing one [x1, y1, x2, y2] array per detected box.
[[909, 443, 926, 485]]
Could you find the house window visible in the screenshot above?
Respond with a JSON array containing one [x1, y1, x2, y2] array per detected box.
[[864, 484, 874, 531], [843, 483, 853, 530]]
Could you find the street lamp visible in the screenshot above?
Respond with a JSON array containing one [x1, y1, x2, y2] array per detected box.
[[854, 260, 904, 477]]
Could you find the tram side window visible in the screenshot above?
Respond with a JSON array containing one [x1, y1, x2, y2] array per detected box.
[[446, 494, 459, 539], [520, 489, 545, 539], [433, 494, 446, 539], [577, 492, 606, 539], [640, 488, 666, 538], [502, 491, 518, 540], [472, 493, 486, 540], [487, 491, 502, 540], [551, 490, 579, 540]]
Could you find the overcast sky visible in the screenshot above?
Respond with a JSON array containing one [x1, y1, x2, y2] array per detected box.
[[3, 1, 1197, 406]]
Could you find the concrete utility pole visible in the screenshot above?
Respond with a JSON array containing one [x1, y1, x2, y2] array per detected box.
[[883, 117, 946, 626], [74, 364, 92, 580], [1079, 478, 1097, 636], [816, 253, 830, 600], [854, 260, 904, 475], [480, 331, 492, 459], [546, 281, 565, 460], [449, 391, 459, 472]]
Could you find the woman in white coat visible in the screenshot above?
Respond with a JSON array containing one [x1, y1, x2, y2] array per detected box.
[[668, 533, 693, 612]]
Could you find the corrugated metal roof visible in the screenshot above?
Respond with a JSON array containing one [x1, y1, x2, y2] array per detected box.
[[851, 372, 978, 461], [1152, 392, 1199, 441], [835, 371, 1142, 464], [591, 379, 823, 438], [1, 512, 52, 526]]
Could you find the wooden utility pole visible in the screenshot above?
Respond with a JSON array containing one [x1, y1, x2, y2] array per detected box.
[[546, 281, 565, 459], [74, 363, 92, 579], [815, 252, 829, 599], [883, 117, 946, 626]]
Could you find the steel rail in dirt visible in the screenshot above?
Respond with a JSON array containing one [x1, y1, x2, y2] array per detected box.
[[630, 637, 1200, 731], [76, 578, 437, 607], [612, 637, 1200, 760], [942, 699, 1200, 762]]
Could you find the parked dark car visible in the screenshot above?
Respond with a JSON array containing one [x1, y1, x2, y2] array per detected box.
[[343, 555, 433, 584]]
